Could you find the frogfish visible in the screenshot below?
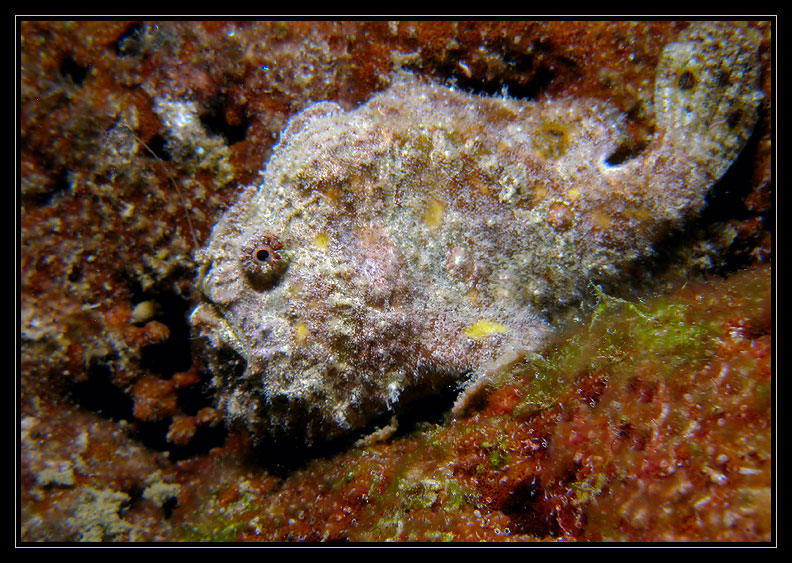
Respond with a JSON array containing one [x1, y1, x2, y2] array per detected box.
[[190, 22, 763, 442]]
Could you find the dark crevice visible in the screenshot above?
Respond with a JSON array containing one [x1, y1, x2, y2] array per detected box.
[[113, 22, 145, 57], [248, 432, 360, 479], [144, 134, 172, 162], [28, 167, 70, 206], [68, 276, 226, 460], [133, 419, 228, 462], [123, 482, 145, 510], [500, 478, 563, 538], [506, 65, 557, 100], [605, 139, 650, 167], [71, 362, 134, 422], [59, 54, 88, 86], [134, 290, 193, 378], [176, 381, 215, 416], [51, 167, 71, 196], [698, 123, 765, 225], [200, 93, 250, 146], [503, 48, 536, 74], [391, 382, 461, 436], [677, 70, 696, 90], [177, 424, 228, 459], [133, 419, 171, 451], [66, 262, 82, 283], [161, 496, 179, 519], [448, 64, 557, 100], [645, 120, 769, 278], [247, 381, 463, 477], [433, 39, 568, 100]]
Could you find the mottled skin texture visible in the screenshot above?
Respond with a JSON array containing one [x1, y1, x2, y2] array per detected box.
[[190, 22, 762, 443]]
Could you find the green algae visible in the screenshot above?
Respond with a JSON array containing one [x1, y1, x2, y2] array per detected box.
[[178, 519, 247, 543], [570, 473, 608, 504], [442, 479, 479, 512], [175, 484, 264, 542], [362, 472, 479, 541], [494, 269, 767, 420], [479, 434, 512, 468], [501, 336, 591, 418], [619, 297, 723, 377]]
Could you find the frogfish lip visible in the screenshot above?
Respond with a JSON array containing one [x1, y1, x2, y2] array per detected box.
[[189, 300, 248, 360]]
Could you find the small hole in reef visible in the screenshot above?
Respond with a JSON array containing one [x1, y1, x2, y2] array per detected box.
[[200, 93, 250, 146], [59, 54, 88, 86], [727, 110, 743, 130], [717, 69, 731, 88], [162, 496, 179, 519], [71, 362, 134, 422], [136, 290, 193, 378], [29, 167, 71, 206], [144, 134, 172, 162], [113, 22, 145, 57], [134, 419, 228, 462], [256, 248, 270, 262]]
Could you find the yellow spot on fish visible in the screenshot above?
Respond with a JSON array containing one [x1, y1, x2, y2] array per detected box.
[[626, 206, 651, 222], [592, 210, 613, 229], [295, 322, 310, 344], [464, 319, 508, 339], [314, 232, 329, 249], [424, 199, 445, 228]]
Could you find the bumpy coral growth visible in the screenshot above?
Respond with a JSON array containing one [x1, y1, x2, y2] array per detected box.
[[191, 22, 763, 443]]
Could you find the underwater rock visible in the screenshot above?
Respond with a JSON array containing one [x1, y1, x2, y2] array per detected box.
[[190, 22, 762, 442]]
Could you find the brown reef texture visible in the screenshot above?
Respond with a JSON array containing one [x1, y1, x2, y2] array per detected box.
[[19, 20, 773, 542]]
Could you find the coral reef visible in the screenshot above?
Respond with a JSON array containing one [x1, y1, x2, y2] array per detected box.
[[20, 403, 183, 541], [19, 20, 773, 543]]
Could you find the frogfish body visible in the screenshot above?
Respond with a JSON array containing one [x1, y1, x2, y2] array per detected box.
[[190, 22, 762, 442]]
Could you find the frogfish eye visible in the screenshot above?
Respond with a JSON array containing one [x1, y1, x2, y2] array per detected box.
[[255, 248, 270, 262], [239, 231, 287, 285]]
